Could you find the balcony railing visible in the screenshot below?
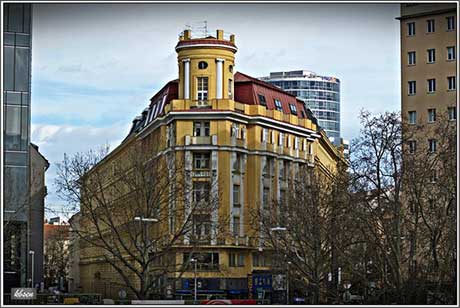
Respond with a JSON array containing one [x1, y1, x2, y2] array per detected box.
[[185, 135, 217, 146]]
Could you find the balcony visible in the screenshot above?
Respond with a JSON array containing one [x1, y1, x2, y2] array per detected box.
[[190, 100, 212, 109], [185, 135, 217, 146], [191, 170, 211, 178]]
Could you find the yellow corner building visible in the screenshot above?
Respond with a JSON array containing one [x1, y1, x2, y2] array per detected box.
[[75, 28, 344, 301]]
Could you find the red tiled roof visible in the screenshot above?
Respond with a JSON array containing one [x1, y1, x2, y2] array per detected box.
[[234, 72, 309, 119]]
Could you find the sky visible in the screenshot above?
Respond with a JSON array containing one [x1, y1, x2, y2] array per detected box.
[[29, 3, 401, 217]]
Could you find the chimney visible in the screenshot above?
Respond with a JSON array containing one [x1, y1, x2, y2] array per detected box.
[[217, 29, 224, 40]]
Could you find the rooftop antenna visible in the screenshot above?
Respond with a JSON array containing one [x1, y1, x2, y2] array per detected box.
[[203, 20, 208, 37]]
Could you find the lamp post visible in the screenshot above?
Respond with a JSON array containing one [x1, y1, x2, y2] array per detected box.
[[270, 226, 287, 304], [133, 216, 159, 297], [29, 250, 35, 288], [190, 258, 198, 302], [286, 261, 291, 304]]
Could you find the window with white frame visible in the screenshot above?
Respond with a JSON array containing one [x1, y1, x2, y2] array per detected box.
[[428, 139, 437, 153], [294, 137, 299, 149], [427, 19, 435, 33], [408, 111, 417, 124], [408, 51, 416, 65], [408, 81, 416, 95], [428, 108, 436, 122], [447, 76, 456, 90], [427, 79, 436, 93], [197, 77, 208, 101], [447, 46, 456, 60], [407, 22, 415, 36], [193, 152, 210, 169], [194, 121, 210, 136], [279, 132, 284, 146], [263, 187, 270, 209], [408, 140, 417, 154], [233, 184, 240, 206], [447, 16, 455, 31], [261, 128, 269, 143], [274, 99, 282, 111], [289, 104, 297, 115], [427, 49, 435, 63], [448, 106, 457, 121]]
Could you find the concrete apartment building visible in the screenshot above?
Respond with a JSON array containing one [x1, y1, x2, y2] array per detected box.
[[399, 3, 457, 142], [73, 28, 344, 301]]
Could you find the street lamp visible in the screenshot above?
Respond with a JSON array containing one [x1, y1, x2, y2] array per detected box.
[[286, 261, 291, 305], [270, 226, 287, 232], [190, 258, 198, 302], [134, 217, 159, 223], [29, 250, 35, 288]]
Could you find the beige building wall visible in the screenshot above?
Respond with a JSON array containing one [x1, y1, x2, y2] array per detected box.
[[399, 3, 457, 145]]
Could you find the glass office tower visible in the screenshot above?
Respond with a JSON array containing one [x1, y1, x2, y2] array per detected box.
[[261, 70, 341, 144], [3, 3, 32, 291]]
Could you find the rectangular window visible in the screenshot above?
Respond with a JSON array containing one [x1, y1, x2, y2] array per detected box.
[[258, 94, 266, 106], [409, 140, 417, 154], [427, 19, 435, 33], [408, 81, 416, 95], [447, 16, 455, 31], [228, 79, 233, 99], [407, 22, 415, 36], [197, 77, 208, 101], [448, 76, 456, 90], [232, 216, 240, 236], [289, 104, 297, 115], [427, 79, 436, 93], [428, 108, 436, 122], [408, 51, 416, 65], [229, 253, 244, 267], [233, 153, 241, 172], [447, 46, 456, 60], [233, 185, 240, 206], [278, 133, 284, 147], [274, 99, 283, 111], [193, 121, 210, 136], [193, 181, 210, 203], [192, 214, 211, 241], [427, 49, 435, 63], [408, 111, 416, 124], [193, 152, 210, 169], [428, 139, 437, 153], [448, 106, 457, 121], [261, 128, 269, 143]]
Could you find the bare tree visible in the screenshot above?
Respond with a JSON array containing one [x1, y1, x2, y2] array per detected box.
[[349, 110, 406, 303], [402, 114, 457, 303], [55, 141, 221, 300], [254, 160, 352, 304]]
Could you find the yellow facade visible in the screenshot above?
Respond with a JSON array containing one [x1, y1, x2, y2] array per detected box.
[[78, 29, 343, 299]]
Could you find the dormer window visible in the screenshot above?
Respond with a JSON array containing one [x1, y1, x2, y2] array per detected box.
[[289, 104, 297, 115], [274, 99, 282, 111], [198, 61, 208, 69], [258, 94, 267, 106]]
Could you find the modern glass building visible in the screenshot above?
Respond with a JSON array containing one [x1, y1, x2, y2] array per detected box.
[[3, 3, 33, 291], [261, 70, 341, 144]]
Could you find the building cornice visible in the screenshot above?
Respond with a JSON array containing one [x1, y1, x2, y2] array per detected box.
[[396, 8, 456, 20]]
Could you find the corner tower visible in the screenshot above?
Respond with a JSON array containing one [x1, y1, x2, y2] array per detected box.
[[176, 29, 237, 101]]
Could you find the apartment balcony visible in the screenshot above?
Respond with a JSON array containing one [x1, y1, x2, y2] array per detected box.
[[185, 134, 218, 146], [191, 169, 211, 178]]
